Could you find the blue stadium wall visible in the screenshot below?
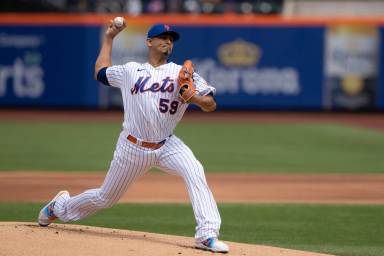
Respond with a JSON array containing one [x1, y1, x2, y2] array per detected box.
[[0, 15, 383, 110]]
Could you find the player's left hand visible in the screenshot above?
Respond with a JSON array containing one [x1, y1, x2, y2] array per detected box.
[[105, 19, 126, 39], [178, 60, 197, 103]]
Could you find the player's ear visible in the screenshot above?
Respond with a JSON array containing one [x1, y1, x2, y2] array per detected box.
[[146, 38, 152, 47]]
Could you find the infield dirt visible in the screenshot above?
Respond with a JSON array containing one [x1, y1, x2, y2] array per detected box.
[[1, 172, 384, 204]]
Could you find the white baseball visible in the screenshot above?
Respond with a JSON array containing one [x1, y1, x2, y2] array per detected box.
[[113, 17, 124, 28]]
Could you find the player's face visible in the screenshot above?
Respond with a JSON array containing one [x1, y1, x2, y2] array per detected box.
[[148, 34, 174, 56]]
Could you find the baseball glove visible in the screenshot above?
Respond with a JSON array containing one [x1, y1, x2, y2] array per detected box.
[[178, 60, 196, 103]]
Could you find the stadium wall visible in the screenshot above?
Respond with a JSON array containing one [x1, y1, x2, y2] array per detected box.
[[0, 14, 383, 111]]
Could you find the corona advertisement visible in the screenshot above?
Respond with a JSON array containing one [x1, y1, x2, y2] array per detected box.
[[324, 25, 379, 110]]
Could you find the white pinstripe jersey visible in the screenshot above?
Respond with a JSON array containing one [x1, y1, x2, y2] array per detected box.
[[106, 61, 216, 142]]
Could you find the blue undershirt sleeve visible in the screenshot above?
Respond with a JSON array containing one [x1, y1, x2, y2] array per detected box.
[[96, 67, 110, 86]]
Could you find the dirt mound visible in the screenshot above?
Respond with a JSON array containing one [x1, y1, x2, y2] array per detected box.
[[1, 172, 384, 204], [0, 222, 333, 256]]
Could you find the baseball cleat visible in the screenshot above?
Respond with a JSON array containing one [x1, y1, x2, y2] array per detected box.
[[38, 190, 69, 227], [196, 237, 229, 253]]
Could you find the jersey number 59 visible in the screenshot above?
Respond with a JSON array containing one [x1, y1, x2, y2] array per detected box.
[[159, 98, 179, 114]]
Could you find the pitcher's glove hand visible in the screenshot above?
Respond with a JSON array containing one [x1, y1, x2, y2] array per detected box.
[[177, 60, 196, 103]]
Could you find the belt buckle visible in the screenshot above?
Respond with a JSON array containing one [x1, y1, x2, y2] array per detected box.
[[136, 138, 143, 147]]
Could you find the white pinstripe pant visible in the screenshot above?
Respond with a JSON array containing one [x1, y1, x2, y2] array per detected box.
[[54, 133, 221, 241]]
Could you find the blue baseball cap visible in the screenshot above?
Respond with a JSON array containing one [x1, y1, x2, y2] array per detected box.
[[147, 23, 180, 42]]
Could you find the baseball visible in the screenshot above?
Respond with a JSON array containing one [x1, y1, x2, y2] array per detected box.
[[113, 17, 124, 28]]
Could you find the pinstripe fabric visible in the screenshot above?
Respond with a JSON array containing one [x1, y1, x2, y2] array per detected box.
[[106, 61, 215, 142], [55, 133, 156, 222], [157, 135, 221, 241], [53, 61, 220, 242]]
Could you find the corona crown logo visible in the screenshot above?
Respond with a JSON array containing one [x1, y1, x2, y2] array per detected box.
[[218, 39, 261, 67]]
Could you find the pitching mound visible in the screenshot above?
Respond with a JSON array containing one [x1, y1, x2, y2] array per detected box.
[[0, 222, 333, 256]]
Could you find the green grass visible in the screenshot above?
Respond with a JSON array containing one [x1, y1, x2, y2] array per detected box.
[[1, 203, 383, 256], [1, 121, 384, 172]]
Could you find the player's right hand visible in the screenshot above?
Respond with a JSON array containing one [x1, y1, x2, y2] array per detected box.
[[105, 19, 126, 39]]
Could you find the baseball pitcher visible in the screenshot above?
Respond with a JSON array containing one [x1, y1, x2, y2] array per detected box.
[[37, 19, 229, 253]]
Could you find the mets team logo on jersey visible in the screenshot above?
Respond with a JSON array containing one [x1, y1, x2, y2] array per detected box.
[[131, 76, 175, 95]]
